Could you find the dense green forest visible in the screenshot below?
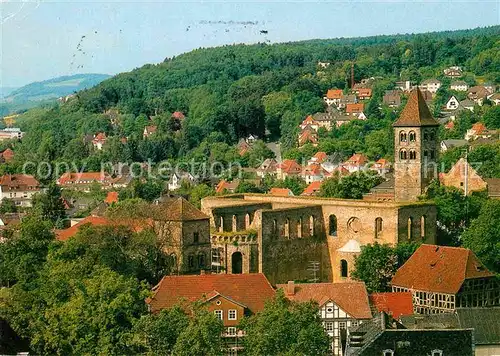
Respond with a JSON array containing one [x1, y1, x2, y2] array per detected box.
[[1, 25, 499, 181]]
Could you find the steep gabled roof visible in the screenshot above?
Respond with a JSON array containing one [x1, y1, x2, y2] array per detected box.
[[277, 282, 372, 319], [148, 273, 275, 314], [158, 197, 209, 221], [391, 244, 494, 294], [393, 88, 439, 127]]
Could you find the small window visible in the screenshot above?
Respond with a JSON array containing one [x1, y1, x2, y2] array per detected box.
[[329, 215, 338, 236], [400, 131, 407, 142], [325, 322, 334, 332], [339, 321, 347, 330], [341, 259, 348, 278], [215, 310, 223, 320], [409, 150, 417, 160], [227, 327, 237, 336], [216, 300, 222, 306], [409, 131, 416, 142], [431, 350, 443, 356], [383, 350, 394, 356], [351, 320, 359, 328], [228, 309, 237, 320], [193, 232, 199, 244], [399, 149, 407, 160], [375, 217, 383, 238]]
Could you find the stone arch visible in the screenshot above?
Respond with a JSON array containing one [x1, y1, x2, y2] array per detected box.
[[399, 131, 407, 142], [309, 215, 315, 236], [408, 217, 413, 240], [409, 131, 416, 142], [329, 214, 338, 236], [375, 217, 383, 238], [399, 149, 407, 160], [232, 252, 243, 274], [340, 259, 348, 278]]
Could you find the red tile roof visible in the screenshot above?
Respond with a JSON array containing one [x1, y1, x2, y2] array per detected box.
[[269, 187, 293, 196], [277, 282, 372, 319], [391, 244, 495, 294], [393, 88, 439, 127], [172, 111, 185, 119], [445, 121, 455, 130], [0, 148, 14, 162], [93, 132, 107, 142], [344, 153, 368, 166], [313, 151, 328, 163], [302, 115, 318, 125], [298, 130, 318, 145], [326, 89, 343, 99], [470, 122, 486, 134], [144, 125, 157, 136], [157, 197, 209, 221], [301, 181, 322, 196], [104, 191, 119, 204], [369, 292, 414, 319], [148, 273, 275, 314], [346, 103, 364, 114], [357, 88, 372, 98], [277, 159, 303, 174], [215, 179, 239, 194], [0, 174, 40, 190], [55, 215, 152, 241], [57, 172, 111, 185]]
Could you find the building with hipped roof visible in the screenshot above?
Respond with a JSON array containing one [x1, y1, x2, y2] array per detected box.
[[0, 174, 41, 207], [391, 244, 500, 314], [278, 281, 372, 356]]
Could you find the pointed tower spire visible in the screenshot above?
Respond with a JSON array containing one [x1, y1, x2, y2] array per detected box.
[[393, 88, 439, 127]]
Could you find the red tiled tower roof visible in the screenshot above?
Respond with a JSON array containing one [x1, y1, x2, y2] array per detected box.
[[391, 244, 494, 294], [393, 88, 439, 127]]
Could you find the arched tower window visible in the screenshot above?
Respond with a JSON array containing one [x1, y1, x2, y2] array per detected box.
[[375, 217, 383, 238], [399, 149, 407, 160], [329, 215, 338, 236], [340, 260, 348, 278], [409, 131, 416, 142], [399, 131, 407, 142], [407, 217, 412, 240], [409, 150, 417, 160]]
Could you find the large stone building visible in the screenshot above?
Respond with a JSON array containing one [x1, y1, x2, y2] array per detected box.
[[201, 89, 439, 285]]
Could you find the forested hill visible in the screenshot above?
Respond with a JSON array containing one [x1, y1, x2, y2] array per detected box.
[[5, 25, 500, 179], [3, 73, 111, 103]]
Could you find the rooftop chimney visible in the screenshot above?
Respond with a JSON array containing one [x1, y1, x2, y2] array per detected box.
[[286, 281, 295, 296]]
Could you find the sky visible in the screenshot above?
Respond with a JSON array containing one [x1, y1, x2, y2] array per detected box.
[[1, 0, 499, 88]]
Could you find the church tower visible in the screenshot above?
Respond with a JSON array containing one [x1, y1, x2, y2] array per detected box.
[[393, 88, 440, 202]]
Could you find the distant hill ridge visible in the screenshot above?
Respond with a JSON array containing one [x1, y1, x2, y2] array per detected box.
[[3, 73, 111, 103]]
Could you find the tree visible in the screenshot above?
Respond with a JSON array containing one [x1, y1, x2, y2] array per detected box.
[[188, 184, 215, 209], [172, 307, 224, 356], [31, 182, 66, 226], [0, 216, 54, 286], [272, 176, 307, 196], [319, 171, 384, 199], [133, 306, 189, 355], [236, 181, 264, 194], [462, 199, 500, 273], [0, 198, 17, 214], [483, 106, 500, 129], [351, 242, 419, 293], [242, 291, 329, 356]]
